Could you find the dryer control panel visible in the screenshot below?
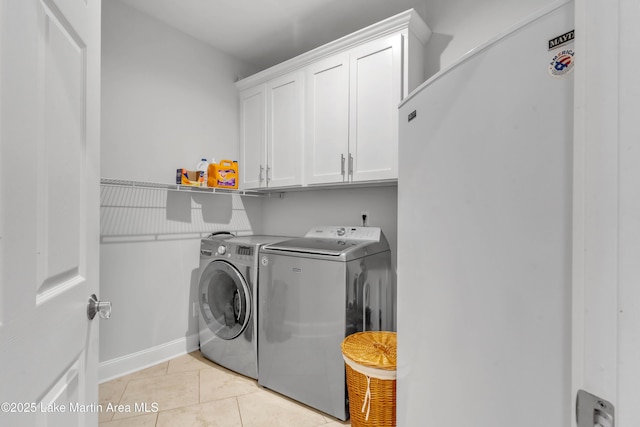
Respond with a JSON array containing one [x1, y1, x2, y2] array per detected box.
[[304, 226, 381, 242]]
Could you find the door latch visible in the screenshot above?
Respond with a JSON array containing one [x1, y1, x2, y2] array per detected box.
[[577, 390, 614, 427]]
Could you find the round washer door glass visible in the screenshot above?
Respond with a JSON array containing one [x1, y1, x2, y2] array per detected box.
[[199, 260, 251, 340]]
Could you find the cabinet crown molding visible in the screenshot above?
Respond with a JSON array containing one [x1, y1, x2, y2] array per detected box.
[[235, 8, 431, 91]]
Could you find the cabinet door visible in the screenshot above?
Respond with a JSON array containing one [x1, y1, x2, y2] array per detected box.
[[239, 85, 267, 189], [267, 71, 304, 188], [349, 34, 403, 182], [305, 53, 350, 185]]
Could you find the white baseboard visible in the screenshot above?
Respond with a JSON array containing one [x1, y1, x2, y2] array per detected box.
[[99, 334, 199, 383]]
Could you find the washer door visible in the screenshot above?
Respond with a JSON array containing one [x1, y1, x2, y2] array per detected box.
[[199, 260, 250, 340]]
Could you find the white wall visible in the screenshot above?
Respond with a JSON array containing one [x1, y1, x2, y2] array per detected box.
[[101, 2, 258, 181], [572, 0, 640, 425], [617, 1, 640, 422], [261, 186, 398, 268], [423, 0, 557, 78], [99, 0, 261, 381]]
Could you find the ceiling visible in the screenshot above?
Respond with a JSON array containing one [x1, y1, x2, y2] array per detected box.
[[117, 0, 429, 70]]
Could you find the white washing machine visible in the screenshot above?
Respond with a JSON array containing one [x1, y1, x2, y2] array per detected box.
[[198, 233, 289, 379], [258, 226, 396, 420]]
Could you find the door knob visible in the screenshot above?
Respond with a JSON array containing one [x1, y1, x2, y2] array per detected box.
[[87, 294, 112, 320]]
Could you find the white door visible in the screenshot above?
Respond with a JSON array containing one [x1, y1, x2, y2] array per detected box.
[[0, 0, 101, 426], [239, 85, 267, 189], [572, 0, 639, 425], [349, 34, 402, 182], [266, 71, 303, 188], [304, 52, 350, 185]]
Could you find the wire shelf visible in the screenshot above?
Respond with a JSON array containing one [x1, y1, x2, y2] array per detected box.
[[100, 178, 265, 197]]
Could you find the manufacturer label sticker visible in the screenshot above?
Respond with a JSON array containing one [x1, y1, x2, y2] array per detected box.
[[408, 110, 417, 122], [548, 30, 575, 50], [549, 48, 575, 77]]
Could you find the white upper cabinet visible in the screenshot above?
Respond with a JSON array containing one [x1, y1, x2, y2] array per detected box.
[[305, 35, 402, 185], [305, 52, 350, 185], [237, 9, 431, 189], [240, 71, 303, 189], [239, 85, 266, 189], [266, 71, 304, 188], [349, 34, 402, 182]]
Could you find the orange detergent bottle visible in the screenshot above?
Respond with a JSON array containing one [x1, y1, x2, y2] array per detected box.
[[207, 160, 239, 189]]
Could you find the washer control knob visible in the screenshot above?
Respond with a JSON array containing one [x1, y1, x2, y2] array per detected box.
[[217, 245, 227, 255], [336, 227, 346, 236]]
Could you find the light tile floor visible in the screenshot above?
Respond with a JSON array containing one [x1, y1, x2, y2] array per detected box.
[[99, 351, 351, 427]]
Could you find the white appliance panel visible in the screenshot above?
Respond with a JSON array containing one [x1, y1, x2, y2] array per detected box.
[[397, 2, 573, 426]]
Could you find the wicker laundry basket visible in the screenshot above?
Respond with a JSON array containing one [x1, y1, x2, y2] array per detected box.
[[341, 331, 397, 427]]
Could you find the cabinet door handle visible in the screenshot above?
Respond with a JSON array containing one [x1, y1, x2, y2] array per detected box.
[[259, 165, 264, 183], [348, 154, 354, 178], [341, 154, 346, 177]]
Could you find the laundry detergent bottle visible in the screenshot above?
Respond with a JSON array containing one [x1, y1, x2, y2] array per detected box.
[[206, 158, 216, 187], [196, 158, 208, 186], [208, 159, 238, 189]]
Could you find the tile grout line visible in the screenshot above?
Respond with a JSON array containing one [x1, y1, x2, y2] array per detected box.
[[235, 395, 244, 427], [156, 362, 167, 427], [119, 362, 168, 426], [110, 376, 130, 423]]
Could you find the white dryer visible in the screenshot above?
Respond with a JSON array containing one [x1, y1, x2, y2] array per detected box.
[[198, 233, 289, 379]]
